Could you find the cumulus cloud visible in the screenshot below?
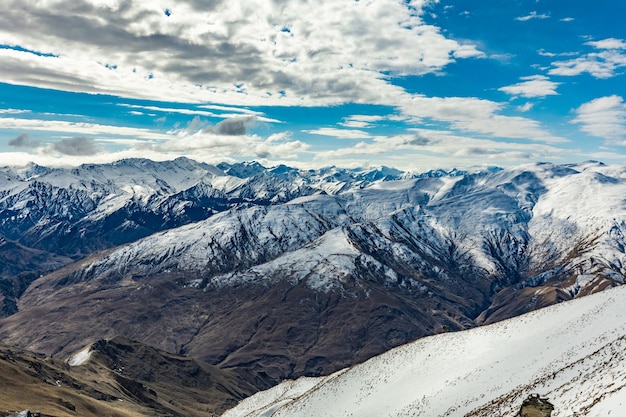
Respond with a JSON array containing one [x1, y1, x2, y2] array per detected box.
[[549, 38, 626, 79], [572, 95, 626, 145], [498, 75, 560, 98], [585, 38, 626, 50]]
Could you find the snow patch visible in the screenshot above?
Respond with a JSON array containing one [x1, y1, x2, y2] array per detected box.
[[68, 346, 92, 366]]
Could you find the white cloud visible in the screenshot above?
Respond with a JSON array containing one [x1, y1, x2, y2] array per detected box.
[[549, 38, 626, 79], [517, 102, 534, 112], [119, 104, 222, 118], [396, 95, 568, 144], [581, 150, 626, 162], [198, 104, 269, 117], [314, 133, 433, 159], [550, 51, 626, 79], [339, 115, 387, 129], [585, 38, 626, 50], [304, 128, 373, 140], [515, 11, 550, 21], [0, 0, 588, 170], [314, 128, 569, 170], [2, 120, 310, 166], [0, 116, 173, 140], [498, 75, 560, 98], [572, 95, 626, 145], [537, 49, 578, 58], [0, 109, 30, 114], [117, 103, 282, 123], [161, 129, 309, 161]]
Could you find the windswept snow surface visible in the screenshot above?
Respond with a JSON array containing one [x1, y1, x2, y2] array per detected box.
[[223, 285, 626, 417]]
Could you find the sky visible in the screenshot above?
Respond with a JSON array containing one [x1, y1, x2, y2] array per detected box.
[[0, 0, 625, 171]]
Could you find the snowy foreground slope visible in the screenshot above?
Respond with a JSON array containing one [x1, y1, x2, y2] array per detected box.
[[223, 284, 626, 417]]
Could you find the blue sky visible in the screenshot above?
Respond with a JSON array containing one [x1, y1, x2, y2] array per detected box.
[[0, 0, 625, 171]]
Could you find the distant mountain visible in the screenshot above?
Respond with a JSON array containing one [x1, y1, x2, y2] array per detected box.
[[1, 159, 625, 385], [0, 157, 458, 265], [217, 161, 267, 178], [222, 283, 626, 417]]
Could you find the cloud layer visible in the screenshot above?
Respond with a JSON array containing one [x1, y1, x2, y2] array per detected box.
[[0, 0, 482, 106]]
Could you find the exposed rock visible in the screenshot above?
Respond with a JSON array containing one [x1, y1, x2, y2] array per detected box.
[[518, 394, 554, 417]]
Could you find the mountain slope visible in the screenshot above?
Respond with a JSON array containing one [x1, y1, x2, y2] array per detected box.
[[0, 336, 271, 417], [222, 284, 626, 417]]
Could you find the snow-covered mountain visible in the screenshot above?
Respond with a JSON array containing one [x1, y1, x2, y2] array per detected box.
[[222, 283, 626, 417], [0, 157, 448, 314], [0, 157, 458, 260], [2, 159, 626, 384], [24, 160, 626, 307]]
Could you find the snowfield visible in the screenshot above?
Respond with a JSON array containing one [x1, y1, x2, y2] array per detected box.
[[223, 284, 626, 417]]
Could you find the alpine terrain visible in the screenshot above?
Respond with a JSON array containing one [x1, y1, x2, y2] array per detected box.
[[222, 282, 626, 417], [1, 157, 626, 414]]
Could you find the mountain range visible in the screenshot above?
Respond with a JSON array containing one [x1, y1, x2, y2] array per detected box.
[[1, 157, 625, 413]]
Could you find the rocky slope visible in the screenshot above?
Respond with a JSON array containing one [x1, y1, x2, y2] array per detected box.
[[1, 159, 626, 383], [0, 336, 271, 417]]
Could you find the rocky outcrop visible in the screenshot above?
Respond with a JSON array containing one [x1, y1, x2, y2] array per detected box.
[[518, 394, 554, 417]]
